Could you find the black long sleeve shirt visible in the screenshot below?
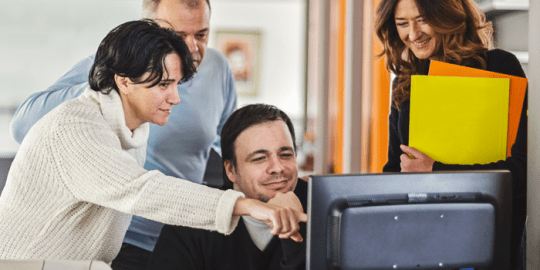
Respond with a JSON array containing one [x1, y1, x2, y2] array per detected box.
[[382, 49, 527, 267], [146, 179, 308, 270]]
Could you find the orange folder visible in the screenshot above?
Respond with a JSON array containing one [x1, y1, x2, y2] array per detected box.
[[429, 60, 527, 157]]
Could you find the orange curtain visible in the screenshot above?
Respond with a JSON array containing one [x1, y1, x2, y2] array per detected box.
[[365, 0, 391, 173], [330, 0, 346, 174], [369, 26, 391, 173]]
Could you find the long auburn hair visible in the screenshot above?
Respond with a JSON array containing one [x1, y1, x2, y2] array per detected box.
[[375, 0, 493, 108]]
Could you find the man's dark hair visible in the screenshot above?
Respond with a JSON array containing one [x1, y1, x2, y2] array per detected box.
[[89, 19, 196, 94], [221, 104, 297, 188]]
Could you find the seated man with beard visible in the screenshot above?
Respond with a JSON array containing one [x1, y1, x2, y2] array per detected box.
[[146, 104, 307, 270]]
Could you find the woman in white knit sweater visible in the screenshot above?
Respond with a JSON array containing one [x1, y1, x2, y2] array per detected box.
[[0, 20, 305, 263]]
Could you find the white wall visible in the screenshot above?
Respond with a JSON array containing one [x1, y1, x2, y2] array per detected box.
[[0, 0, 142, 107], [0, 0, 307, 154], [0, 0, 141, 155], [528, 1, 540, 268], [210, 0, 306, 120], [0, 0, 306, 114]]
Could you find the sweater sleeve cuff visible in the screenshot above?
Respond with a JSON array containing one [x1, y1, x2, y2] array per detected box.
[[215, 189, 244, 235], [432, 161, 458, 171], [432, 161, 443, 171]]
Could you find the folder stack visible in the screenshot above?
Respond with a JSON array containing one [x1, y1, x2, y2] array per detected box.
[[408, 60, 527, 165]]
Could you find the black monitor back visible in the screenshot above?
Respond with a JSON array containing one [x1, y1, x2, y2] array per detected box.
[[306, 171, 512, 270]]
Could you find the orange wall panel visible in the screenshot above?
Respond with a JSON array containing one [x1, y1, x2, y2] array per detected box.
[[330, 0, 346, 173], [368, 0, 391, 173]]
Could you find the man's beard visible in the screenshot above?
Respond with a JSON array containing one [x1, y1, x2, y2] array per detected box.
[[234, 168, 297, 203], [257, 173, 296, 203], [258, 193, 271, 203]]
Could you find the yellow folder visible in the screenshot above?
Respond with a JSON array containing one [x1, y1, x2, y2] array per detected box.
[[428, 60, 528, 157], [409, 75, 510, 165]]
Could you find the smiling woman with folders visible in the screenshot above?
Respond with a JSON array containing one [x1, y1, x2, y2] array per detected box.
[[375, 0, 527, 268]]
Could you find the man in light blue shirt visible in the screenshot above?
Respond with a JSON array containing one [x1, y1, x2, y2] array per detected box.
[[10, 0, 237, 269]]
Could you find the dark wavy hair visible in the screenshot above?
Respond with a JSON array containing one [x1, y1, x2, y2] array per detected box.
[[375, 0, 493, 108], [221, 104, 297, 188], [89, 19, 196, 94]]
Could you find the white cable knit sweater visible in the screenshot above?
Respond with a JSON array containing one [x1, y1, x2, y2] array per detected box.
[[0, 87, 243, 263]]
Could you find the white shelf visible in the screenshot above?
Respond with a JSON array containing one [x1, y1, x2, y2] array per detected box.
[[477, 0, 529, 14]]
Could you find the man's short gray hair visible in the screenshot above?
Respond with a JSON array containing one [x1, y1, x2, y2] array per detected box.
[[142, 0, 211, 19]]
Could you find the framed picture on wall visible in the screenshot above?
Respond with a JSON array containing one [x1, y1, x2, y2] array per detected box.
[[214, 29, 262, 96]]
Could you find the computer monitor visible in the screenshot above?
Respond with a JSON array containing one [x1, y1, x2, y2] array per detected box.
[[306, 171, 512, 270]]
